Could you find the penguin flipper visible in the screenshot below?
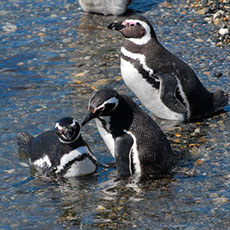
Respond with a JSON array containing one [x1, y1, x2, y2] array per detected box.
[[114, 134, 134, 178], [17, 131, 34, 156], [156, 73, 188, 114]]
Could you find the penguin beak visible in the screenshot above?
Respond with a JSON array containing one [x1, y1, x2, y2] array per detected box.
[[108, 22, 125, 31], [82, 110, 101, 126]]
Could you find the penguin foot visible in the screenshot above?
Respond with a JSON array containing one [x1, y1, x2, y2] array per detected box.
[[213, 89, 229, 112]]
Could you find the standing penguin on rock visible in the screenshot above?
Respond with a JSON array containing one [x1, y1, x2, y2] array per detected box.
[[82, 88, 175, 179], [108, 15, 229, 121], [17, 117, 98, 177]]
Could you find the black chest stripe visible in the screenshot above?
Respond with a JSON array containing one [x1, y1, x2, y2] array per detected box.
[[121, 53, 160, 89], [55, 153, 95, 176]]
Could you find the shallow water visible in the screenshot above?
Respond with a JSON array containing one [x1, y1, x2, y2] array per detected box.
[[0, 0, 230, 229]]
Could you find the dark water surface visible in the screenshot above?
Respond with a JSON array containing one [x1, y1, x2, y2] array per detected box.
[[1, 0, 230, 229]]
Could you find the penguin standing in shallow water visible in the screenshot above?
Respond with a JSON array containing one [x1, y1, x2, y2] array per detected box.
[[108, 15, 229, 121], [17, 117, 97, 177], [82, 88, 175, 179]]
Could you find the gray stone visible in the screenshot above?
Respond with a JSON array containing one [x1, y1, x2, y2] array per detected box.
[[79, 0, 132, 15]]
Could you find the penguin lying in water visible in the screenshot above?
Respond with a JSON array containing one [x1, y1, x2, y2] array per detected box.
[[108, 15, 229, 121], [82, 88, 175, 179], [17, 117, 98, 178]]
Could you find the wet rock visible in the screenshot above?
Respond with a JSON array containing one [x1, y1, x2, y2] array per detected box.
[[93, 79, 110, 85], [196, 7, 208, 15], [2, 23, 17, 33], [79, 0, 132, 15], [213, 10, 225, 26], [212, 72, 223, 78], [218, 25, 229, 35], [96, 205, 107, 212], [160, 1, 173, 8]]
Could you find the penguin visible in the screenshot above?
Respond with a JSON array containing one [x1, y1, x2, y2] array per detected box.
[[82, 88, 175, 179], [108, 15, 229, 121], [17, 117, 97, 177]]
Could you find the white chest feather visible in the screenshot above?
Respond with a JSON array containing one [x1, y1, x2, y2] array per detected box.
[[55, 146, 96, 177], [63, 155, 96, 178], [120, 48, 184, 120], [33, 155, 52, 168], [123, 130, 142, 176], [33, 146, 96, 177], [96, 118, 115, 158]]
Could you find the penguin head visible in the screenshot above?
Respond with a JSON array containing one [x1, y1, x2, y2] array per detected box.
[[108, 15, 157, 44], [82, 89, 119, 126], [55, 117, 81, 144]]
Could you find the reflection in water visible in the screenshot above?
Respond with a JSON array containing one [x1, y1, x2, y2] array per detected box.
[[54, 168, 174, 228]]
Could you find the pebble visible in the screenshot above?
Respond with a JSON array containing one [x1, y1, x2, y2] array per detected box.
[[0, 10, 8, 16], [20, 162, 29, 167], [93, 79, 109, 86], [209, 192, 218, 198], [4, 169, 16, 174], [213, 10, 225, 26], [190, 0, 230, 45], [212, 72, 223, 78], [50, 14, 58, 18], [2, 23, 17, 33], [96, 205, 106, 212], [195, 38, 204, 42], [218, 25, 229, 35], [212, 197, 228, 205], [74, 72, 85, 78]]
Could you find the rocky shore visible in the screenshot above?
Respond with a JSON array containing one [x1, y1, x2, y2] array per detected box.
[[189, 0, 230, 46]]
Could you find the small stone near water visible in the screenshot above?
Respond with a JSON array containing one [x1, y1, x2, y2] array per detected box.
[[0, 10, 7, 16], [93, 79, 109, 86], [212, 72, 223, 78], [212, 197, 228, 205], [96, 205, 106, 212], [2, 23, 17, 33], [4, 169, 16, 174], [160, 1, 172, 8], [20, 162, 29, 168], [218, 25, 229, 36], [196, 8, 207, 15], [74, 72, 85, 77], [213, 10, 225, 26], [195, 159, 204, 166], [195, 38, 204, 42]]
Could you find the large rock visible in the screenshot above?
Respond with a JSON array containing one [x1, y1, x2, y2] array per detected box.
[[79, 0, 132, 15]]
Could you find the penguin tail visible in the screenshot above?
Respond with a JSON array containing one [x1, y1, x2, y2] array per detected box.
[[17, 131, 33, 156], [213, 89, 229, 112]]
